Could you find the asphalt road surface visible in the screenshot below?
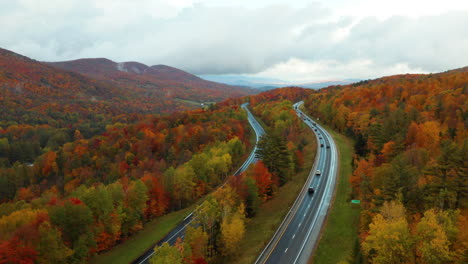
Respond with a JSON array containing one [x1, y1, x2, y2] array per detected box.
[[255, 101, 338, 264], [132, 102, 265, 264]]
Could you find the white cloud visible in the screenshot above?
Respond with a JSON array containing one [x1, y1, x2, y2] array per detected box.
[[254, 58, 428, 82], [0, 0, 467, 81]]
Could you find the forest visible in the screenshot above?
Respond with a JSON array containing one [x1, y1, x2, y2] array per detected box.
[[303, 68, 467, 263], [0, 103, 255, 263]]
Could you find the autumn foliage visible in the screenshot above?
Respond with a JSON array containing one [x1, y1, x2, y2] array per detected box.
[[0, 48, 310, 264], [303, 68, 468, 263]]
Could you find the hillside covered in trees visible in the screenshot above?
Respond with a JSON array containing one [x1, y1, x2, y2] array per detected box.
[[303, 68, 468, 263], [0, 47, 254, 168]]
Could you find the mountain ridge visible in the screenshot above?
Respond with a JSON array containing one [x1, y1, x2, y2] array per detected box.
[[46, 58, 254, 102]]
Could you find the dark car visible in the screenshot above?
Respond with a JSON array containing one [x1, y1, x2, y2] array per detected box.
[[326, 145, 330, 148], [308, 187, 315, 194], [320, 143, 324, 147]]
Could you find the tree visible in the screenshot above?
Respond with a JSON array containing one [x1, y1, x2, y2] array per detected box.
[[252, 162, 275, 201], [219, 205, 246, 256], [244, 177, 260, 217], [256, 133, 292, 185], [142, 173, 168, 219], [194, 196, 220, 257], [36, 221, 73, 264], [0, 237, 37, 264], [48, 199, 94, 262], [362, 201, 414, 264], [172, 165, 195, 209], [75, 184, 113, 223], [184, 226, 208, 261], [150, 242, 183, 264], [416, 209, 455, 264], [122, 180, 148, 236]]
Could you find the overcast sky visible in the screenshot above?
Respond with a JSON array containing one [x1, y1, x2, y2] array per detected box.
[[1, 0, 467, 81]]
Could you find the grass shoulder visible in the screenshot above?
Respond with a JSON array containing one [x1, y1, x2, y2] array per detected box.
[[310, 125, 360, 264], [221, 131, 317, 264]]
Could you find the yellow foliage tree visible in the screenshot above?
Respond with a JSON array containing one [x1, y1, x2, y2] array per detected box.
[[362, 201, 413, 264], [219, 205, 246, 256]]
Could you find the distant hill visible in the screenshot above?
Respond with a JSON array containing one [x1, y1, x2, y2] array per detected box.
[[198, 74, 358, 90], [48, 59, 254, 103], [0, 49, 124, 101]]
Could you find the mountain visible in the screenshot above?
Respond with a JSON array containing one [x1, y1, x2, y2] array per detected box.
[[0, 49, 125, 101], [198, 74, 358, 90], [48, 59, 254, 103], [0, 47, 254, 166]]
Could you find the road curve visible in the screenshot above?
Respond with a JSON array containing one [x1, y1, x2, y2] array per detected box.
[[132, 103, 265, 264], [255, 101, 338, 264]]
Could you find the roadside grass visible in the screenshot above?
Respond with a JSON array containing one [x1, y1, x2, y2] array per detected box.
[[89, 205, 194, 264], [222, 131, 317, 264], [310, 126, 360, 264]]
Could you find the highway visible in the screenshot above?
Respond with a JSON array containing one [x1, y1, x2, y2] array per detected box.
[[132, 102, 265, 264], [255, 101, 338, 264]]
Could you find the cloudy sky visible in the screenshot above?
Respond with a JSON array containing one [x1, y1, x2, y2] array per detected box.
[[1, 0, 467, 82]]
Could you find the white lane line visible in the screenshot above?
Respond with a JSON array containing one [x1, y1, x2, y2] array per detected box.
[[292, 234, 296, 239], [285, 248, 288, 253], [292, 108, 338, 264]]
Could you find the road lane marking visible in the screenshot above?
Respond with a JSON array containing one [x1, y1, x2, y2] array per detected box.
[[285, 248, 288, 253], [292, 234, 296, 239], [255, 103, 327, 264], [293, 109, 338, 264]]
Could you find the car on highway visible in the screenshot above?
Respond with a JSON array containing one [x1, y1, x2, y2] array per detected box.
[[308, 187, 315, 194], [320, 143, 324, 147], [326, 145, 330, 148], [315, 170, 321, 175]]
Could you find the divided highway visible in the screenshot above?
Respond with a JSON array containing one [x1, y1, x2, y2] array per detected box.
[[132, 103, 265, 264], [255, 101, 338, 264]]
